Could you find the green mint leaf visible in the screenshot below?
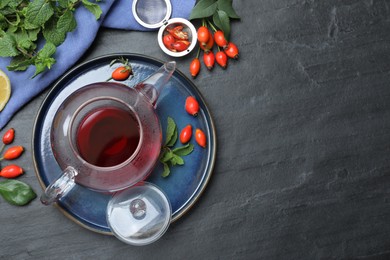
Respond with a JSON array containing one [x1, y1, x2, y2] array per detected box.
[[27, 28, 40, 42], [213, 10, 231, 40], [170, 154, 184, 166], [43, 10, 76, 47], [159, 149, 173, 163], [190, 0, 218, 20], [166, 127, 178, 147], [82, 0, 103, 20], [0, 0, 11, 9], [26, 0, 54, 28], [57, 0, 69, 8], [217, 0, 240, 19], [37, 41, 56, 58], [7, 55, 33, 71], [33, 62, 47, 77], [161, 163, 170, 177], [172, 143, 194, 156], [0, 13, 6, 30], [43, 17, 65, 46], [0, 32, 19, 57], [0, 179, 37, 206], [165, 117, 177, 146], [32, 42, 56, 77], [13, 29, 34, 51], [58, 10, 77, 32], [5, 11, 20, 27]]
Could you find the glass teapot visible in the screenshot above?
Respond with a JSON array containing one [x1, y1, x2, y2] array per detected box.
[[40, 61, 176, 245]]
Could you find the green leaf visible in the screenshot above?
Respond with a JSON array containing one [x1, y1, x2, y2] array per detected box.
[[82, 0, 102, 20], [32, 42, 56, 77], [0, 32, 19, 57], [173, 143, 194, 156], [0, 0, 13, 9], [57, 0, 69, 8], [13, 29, 34, 51], [27, 28, 40, 42], [166, 127, 177, 147], [43, 10, 76, 46], [0, 179, 36, 206], [57, 10, 77, 32], [159, 149, 173, 163], [25, 0, 54, 28], [5, 12, 20, 26], [217, 0, 240, 19], [7, 55, 33, 71], [161, 163, 170, 177], [170, 154, 184, 166], [213, 10, 231, 39], [165, 117, 177, 146], [189, 0, 218, 20], [37, 41, 56, 58], [33, 62, 48, 77], [42, 17, 65, 46]]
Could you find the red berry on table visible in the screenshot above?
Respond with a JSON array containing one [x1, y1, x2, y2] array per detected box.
[[224, 42, 239, 60], [203, 51, 215, 70], [189, 58, 201, 78], [215, 51, 228, 69]]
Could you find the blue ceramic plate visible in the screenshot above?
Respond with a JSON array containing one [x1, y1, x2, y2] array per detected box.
[[32, 54, 216, 235]]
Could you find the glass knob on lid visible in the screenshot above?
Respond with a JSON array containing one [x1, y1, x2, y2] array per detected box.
[[106, 182, 172, 246]]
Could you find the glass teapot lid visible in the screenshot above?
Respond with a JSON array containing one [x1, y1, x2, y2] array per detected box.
[[132, 0, 172, 29], [106, 182, 172, 246]]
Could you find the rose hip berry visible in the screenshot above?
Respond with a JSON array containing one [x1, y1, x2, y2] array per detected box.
[[0, 165, 23, 178], [197, 26, 210, 46], [214, 30, 228, 49], [224, 42, 239, 60], [180, 125, 193, 144], [163, 34, 176, 50], [189, 58, 201, 78], [1, 145, 24, 160], [215, 51, 228, 69], [185, 96, 199, 116], [195, 129, 207, 148], [171, 40, 190, 52], [2, 128, 15, 145], [167, 25, 189, 40], [111, 66, 132, 81], [199, 29, 214, 53], [203, 51, 215, 70]]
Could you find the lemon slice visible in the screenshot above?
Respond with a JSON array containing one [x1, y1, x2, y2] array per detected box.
[[0, 69, 11, 112]]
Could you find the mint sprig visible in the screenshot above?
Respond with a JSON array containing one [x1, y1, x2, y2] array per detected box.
[[159, 117, 194, 178], [0, 0, 102, 77]]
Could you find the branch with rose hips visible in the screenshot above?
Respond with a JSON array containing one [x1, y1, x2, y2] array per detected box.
[[189, 0, 240, 77], [0, 128, 36, 206]]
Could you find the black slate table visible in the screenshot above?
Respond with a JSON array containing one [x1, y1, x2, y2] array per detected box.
[[1, 1, 390, 259]]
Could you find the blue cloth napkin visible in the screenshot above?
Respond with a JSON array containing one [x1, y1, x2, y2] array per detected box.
[[0, 0, 195, 130]]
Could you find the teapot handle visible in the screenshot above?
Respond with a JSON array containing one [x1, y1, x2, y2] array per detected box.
[[40, 166, 78, 205]]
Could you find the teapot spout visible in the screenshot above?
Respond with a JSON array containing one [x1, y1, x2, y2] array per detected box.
[[134, 61, 176, 107]]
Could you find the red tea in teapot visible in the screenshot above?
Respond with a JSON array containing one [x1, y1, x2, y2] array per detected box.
[[76, 106, 140, 167]]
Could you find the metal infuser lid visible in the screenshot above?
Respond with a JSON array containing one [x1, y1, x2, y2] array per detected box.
[[132, 0, 172, 29], [106, 182, 172, 246]]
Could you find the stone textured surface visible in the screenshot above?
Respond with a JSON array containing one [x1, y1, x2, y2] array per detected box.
[[1, 0, 390, 259]]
